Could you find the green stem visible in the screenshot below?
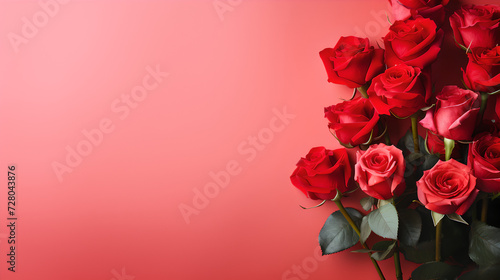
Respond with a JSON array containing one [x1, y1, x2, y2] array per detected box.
[[333, 198, 386, 280], [391, 201, 402, 280], [358, 84, 369, 99], [384, 133, 391, 145], [477, 93, 489, 128], [481, 197, 489, 223], [411, 116, 420, 153], [435, 219, 443, 261], [379, 118, 390, 145], [394, 245, 402, 280]]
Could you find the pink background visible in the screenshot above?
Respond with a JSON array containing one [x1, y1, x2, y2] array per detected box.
[[0, 0, 495, 279]]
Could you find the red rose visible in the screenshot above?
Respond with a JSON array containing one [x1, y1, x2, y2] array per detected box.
[[426, 130, 445, 155], [367, 64, 431, 118], [384, 17, 444, 68], [417, 159, 478, 215], [420, 86, 480, 141], [388, 0, 449, 25], [354, 144, 406, 200], [425, 130, 460, 160], [463, 46, 500, 93], [450, 4, 500, 50], [291, 147, 353, 200], [325, 97, 380, 147], [320, 36, 385, 88], [469, 133, 500, 193]]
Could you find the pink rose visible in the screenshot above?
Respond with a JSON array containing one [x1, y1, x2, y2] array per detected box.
[[355, 144, 406, 200]]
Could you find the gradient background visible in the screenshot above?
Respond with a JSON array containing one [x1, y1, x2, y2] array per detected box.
[[0, 0, 494, 279]]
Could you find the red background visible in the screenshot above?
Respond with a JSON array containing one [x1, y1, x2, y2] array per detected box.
[[0, 0, 497, 279]]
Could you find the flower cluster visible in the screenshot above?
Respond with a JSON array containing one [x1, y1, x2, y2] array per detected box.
[[290, 2, 500, 279]]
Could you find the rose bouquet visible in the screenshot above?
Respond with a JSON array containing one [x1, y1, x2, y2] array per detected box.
[[290, 2, 500, 279]]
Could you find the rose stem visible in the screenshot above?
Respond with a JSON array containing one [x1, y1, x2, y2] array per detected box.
[[476, 93, 489, 132], [392, 201, 402, 280], [394, 247, 402, 280], [410, 116, 420, 153], [379, 118, 390, 145], [435, 219, 443, 261], [436, 136, 453, 262], [481, 197, 488, 223], [357, 84, 369, 99], [384, 133, 391, 145], [333, 195, 386, 280]]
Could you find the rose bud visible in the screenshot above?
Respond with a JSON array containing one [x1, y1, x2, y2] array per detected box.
[[384, 17, 444, 69], [463, 46, 500, 93], [290, 147, 353, 200], [320, 36, 385, 88], [420, 86, 480, 141], [450, 4, 500, 50], [417, 159, 478, 215], [367, 64, 432, 118], [325, 97, 380, 147], [469, 133, 500, 193], [354, 144, 406, 200], [388, 0, 449, 26]]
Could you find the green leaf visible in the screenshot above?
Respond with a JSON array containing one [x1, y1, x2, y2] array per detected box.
[[441, 218, 470, 264], [360, 196, 375, 211], [411, 262, 462, 280], [368, 203, 398, 240], [447, 213, 468, 225], [443, 138, 455, 161], [299, 200, 326, 210], [431, 211, 445, 227], [469, 221, 500, 266], [403, 130, 426, 154], [453, 35, 469, 53], [319, 208, 362, 255], [487, 88, 500, 95], [378, 198, 393, 208], [399, 208, 422, 247], [492, 192, 500, 200], [420, 103, 435, 111], [458, 265, 500, 280], [339, 88, 357, 101], [371, 240, 396, 261], [422, 154, 439, 171], [400, 240, 435, 264], [360, 216, 371, 244]]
